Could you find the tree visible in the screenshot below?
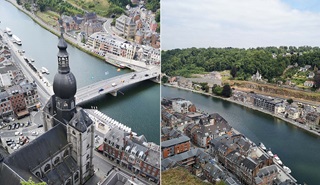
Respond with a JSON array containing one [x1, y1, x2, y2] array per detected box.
[[221, 84, 232, 97], [21, 177, 47, 185], [287, 98, 293, 104], [231, 66, 237, 78], [155, 11, 160, 23], [212, 85, 223, 95], [161, 76, 168, 84], [216, 181, 227, 185]]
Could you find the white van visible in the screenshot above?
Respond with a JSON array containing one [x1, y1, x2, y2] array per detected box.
[[111, 83, 117, 87]]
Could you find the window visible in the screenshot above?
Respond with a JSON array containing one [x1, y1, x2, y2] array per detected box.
[[64, 150, 69, 158], [54, 157, 60, 165], [44, 164, 51, 173], [86, 162, 90, 171], [65, 179, 71, 185], [35, 172, 41, 178], [74, 171, 79, 181], [86, 154, 90, 160]]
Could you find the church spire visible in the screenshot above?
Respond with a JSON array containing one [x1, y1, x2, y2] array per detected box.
[[57, 22, 70, 74]]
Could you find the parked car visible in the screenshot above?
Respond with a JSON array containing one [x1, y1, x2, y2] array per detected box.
[[3, 118, 10, 123], [32, 131, 39, 136], [14, 131, 22, 136], [98, 88, 104, 92]]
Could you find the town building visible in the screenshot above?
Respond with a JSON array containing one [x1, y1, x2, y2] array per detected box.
[[103, 127, 160, 183], [305, 112, 320, 130], [115, 15, 136, 38], [185, 113, 232, 149], [172, 99, 196, 114], [86, 32, 137, 60], [252, 95, 283, 113], [0, 30, 95, 185], [161, 135, 190, 158], [252, 70, 262, 81]]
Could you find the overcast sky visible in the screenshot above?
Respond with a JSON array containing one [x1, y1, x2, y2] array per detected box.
[[161, 0, 320, 50]]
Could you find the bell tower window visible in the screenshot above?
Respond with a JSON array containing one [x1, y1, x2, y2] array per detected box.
[[58, 57, 69, 68]]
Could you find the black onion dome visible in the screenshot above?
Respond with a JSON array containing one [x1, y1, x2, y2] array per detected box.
[[53, 72, 77, 99]]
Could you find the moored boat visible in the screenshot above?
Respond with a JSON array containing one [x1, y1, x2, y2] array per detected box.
[[12, 34, 22, 45], [283, 166, 291, 174], [259, 142, 267, 151], [267, 150, 274, 157], [5, 27, 12, 36], [274, 154, 283, 166], [41, 67, 49, 74]]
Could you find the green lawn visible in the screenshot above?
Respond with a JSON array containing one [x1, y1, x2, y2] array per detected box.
[[162, 167, 211, 185], [36, 11, 59, 27], [68, 0, 110, 16]]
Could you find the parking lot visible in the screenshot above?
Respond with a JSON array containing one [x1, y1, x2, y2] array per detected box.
[[0, 111, 44, 154]]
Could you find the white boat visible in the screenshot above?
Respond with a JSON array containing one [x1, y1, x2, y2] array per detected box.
[[283, 166, 291, 174], [41, 67, 49, 74], [259, 142, 267, 151], [12, 35, 22, 45], [274, 154, 283, 166], [5, 27, 12, 36], [267, 150, 274, 157]]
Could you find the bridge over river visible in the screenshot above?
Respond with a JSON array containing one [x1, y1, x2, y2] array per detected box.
[[75, 67, 160, 104]]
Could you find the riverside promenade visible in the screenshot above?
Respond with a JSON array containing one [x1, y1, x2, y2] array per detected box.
[[164, 83, 320, 137]]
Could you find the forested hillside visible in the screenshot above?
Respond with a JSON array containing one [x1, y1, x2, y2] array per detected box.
[[162, 46, 320, 82]]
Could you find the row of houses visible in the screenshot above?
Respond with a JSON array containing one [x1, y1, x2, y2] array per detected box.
[[232, 92, 320, 130], [0, 41, 39, 119], [86, 32, 160, 65], [102, 126, 160, 183]]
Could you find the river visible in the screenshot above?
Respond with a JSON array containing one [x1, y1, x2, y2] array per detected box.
[[0, 0, 160, 144], [162, 85, 320, 185]]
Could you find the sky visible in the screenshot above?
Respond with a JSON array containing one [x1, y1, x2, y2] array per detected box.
[[161, 0, 320, 50]]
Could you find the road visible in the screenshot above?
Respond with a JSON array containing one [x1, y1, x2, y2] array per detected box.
[[76, 67, 160, 104], [1, 31, 53, 104]]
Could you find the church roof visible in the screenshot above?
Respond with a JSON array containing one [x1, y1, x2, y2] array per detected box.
[[41, 156, 78, 185], [3, 123, 68, 182], [69, 107, 93, 133], [0, 163, 23, 185]]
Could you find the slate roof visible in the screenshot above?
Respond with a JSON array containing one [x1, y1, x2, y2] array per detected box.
[[0, 91, 9, 100], [161, 148, 211, 170], [105, 127, 129, 149], [42, 156, 78, 185], [256, 164, 278, 178], [240, 157, 257, 171], [161, 135, 190, 148], [0, 163, 23, 185], [69, 107, 93, 133], [3, 123, 68, 182]]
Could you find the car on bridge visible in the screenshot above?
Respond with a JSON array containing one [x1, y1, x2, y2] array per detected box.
[[112, 83, 117, 87], [98, 88, 104, 93], [145, 74, 149, 77]]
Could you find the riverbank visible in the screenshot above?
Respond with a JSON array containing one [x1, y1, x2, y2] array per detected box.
[[164, 83, 320, 137], [5, 0, 106, 61]]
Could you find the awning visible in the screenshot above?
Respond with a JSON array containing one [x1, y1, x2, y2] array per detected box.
[[16, 109, 29, 118]]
